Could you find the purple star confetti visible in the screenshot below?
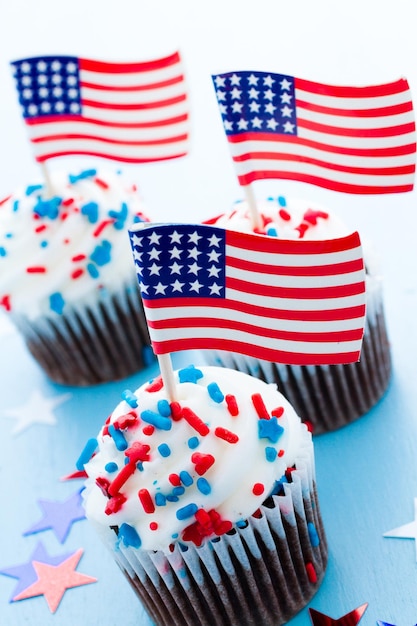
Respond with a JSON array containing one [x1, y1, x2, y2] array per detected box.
[[23, 489, 86, 543], [0, 542, 73, 600]]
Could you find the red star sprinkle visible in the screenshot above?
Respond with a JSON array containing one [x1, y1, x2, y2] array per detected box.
[[309, 603, 368, 626], [12, 548, 97, 613]]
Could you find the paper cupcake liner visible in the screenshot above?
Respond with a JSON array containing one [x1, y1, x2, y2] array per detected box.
[[11, 279, 153, 386], [98, 429, 327, 626], [204, 276, 391, 434]]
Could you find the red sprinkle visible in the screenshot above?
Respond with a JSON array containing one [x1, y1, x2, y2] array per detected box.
[[105, 493, 127, 515], [26, 266, 46, 273], [93, 219, 115, 237], [138, 488, 155, 514], [62, 197, 74, 206], [252, 483, 265, 496], [60, 212, 69, 221], [95, 177, 109, 189], [182, 407, 210, 436], [72, 254, 86, 262], [271, 406, 284, 418], [125, 441, 151, 464], [0, 295, 11, 312], [168, 473, 181, 487], [142, 425, 155, 436], [279, 208, 291, 221], [251, 393, 270, 419], [0, 194, 11, 207], [305, 562, 317, 584], [191, 452, 215, 475], [278, 449, 285, 457], [146, 377, 164, 393], [150, 522, 158, 531], [225, 394, 239, 416], [71, 268, 84, 279], [108, 461, 136, 496], [295, 223, 309, 238], [170, 401, 183, 421], [96, 476, 111, 497], [214, 427, 239, 444], [113, 411, 138, 430], [303, 208, 328, 226], [34, 224, 47, 233]]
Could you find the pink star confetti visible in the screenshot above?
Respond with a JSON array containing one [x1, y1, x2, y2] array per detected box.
[[309, 603, 368, 626], [12, 548, 96, 613], [23, 489, 86, 543]]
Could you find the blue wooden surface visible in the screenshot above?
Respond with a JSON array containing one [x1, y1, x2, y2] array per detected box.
[[1, 1, 417, 623]]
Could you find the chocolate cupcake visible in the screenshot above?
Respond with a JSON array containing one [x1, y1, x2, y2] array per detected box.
[[202, 196, 391, 434], [80, 364, 327, 625], [0, 168, 154, 385]]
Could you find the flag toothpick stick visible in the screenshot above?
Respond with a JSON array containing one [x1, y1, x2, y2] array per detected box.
[[157, 353, 177, 402], [243, 185, 262, 231], [39, 162, 54, 198]]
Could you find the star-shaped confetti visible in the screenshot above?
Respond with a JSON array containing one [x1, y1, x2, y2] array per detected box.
[[377, 622, 417, 626], [309, 603, 368, 626], [2, 389, 72, 435], [12, 548, 97, 613], [384, 497, 417, 560], [0, 542, 73, 600], [23, 489, 86, 543]]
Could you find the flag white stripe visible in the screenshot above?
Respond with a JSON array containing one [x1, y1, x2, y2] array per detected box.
[[297, 108, 413, 130], [81, 101, 187, 124], [29, 137, 189, 159], [80, 81, 186, 105], [227, 243, 363, 267], [80, 64, 183, 88], [225, 288, 366, 310], [227, 265, 365, 288]]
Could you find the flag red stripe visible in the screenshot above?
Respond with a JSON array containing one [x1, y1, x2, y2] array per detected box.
[[143, 297, 366, 322], [294, 76, 410, 99], [227, 229, 361, 254], [227, 131, 416, 158], [35, 150, 187, 164], [81, 93, 187, 111], [298, 117, 415, 138], [25, 113, 189, 129], [236, 169, 413, 193], [80, 74, 185, 93], [232, 150, 415, 176], [79, 52, 181, 74], [147, 316, 364, 343], [150, 337, 360, 365], [227, 276, 365, 299], [227, 255, 364, 277], [31, 132, 189, 147], [295, 98, 414, 118]]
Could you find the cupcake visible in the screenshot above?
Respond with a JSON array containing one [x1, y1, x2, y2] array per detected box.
[[0, 168, 154, 386], [202, 196, 391, 434], [80, 364, 327, 625]]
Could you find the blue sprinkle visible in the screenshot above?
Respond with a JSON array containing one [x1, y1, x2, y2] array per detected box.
[[266, 196, 274, 201], [197, 477, 211, 495], [236, 520, 247, 528], [265, 447, 277, 462], [166, 495, 179, 503], [141, 410, 172, 431], [258, 417, 284, 443], [176, 503, 198, 520], [171, 533, 179, 539], [121, 389, 138, 408], [266, 226, 278, 237], [90, 240, 111, 266], [86, 263, 100, 279], [207, 382, 224, 403], [155, 493, 167, 506], [0, 247, 6, 257], [133, 213, 146, 223], [136, 462, 144, 471], [157, 399, 171, 417], [49, 292, 65, 315], [119, 523, 141, 549], [278, 196, 287, 206], [108, 424, 128, 451], [142, 345, 155, 366], [81, 201, 99, 224], [187, 436, 199, 449], [308, 522, 320, 547], [158, 443, 171, 457], [75, 438, 97, 470], [179, 471, 193, 487], [178, 365, 204, 384], [33, 197, 61, 220], [25, 184, 43, 196], [69, 169, 97, 184], [40, 241, 48, 248], [109, 201, 128, 229], [105, 462, 118, 473], [172, 486, 185, 496], [5, 233, 12, 238], [12, 200, 19, 212]]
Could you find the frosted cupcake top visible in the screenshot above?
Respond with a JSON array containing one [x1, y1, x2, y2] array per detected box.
[[0, 169, 149, 320], [81, 365, 306, 552], [204, 196, 351, 239]]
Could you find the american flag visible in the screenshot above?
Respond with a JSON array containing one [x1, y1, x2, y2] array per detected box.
[[212, 71, 416, 194], [11, 52, 189, 163], [129, 223, 366, 365]]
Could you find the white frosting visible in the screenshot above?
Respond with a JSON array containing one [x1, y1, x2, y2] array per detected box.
[[0, 169, 149, 320], [82, 365, 307, 552]]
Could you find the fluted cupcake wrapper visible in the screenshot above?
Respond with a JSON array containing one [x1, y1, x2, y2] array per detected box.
[[98, 428, 327, 626], [205, 275, 391, 434], [10, 279, 153, 386]]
